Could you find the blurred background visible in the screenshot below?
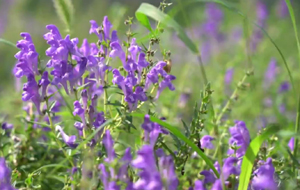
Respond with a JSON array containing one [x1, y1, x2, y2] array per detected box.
[[0, 0, 299, 134]]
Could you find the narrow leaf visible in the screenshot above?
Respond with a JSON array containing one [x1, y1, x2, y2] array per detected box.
[[0, 38, 17, 49], [52, 0, 74, 32], [135, 3, 199, 53]]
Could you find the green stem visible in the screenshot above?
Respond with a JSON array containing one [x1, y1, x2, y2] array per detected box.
[[46, 99, 74, 167]]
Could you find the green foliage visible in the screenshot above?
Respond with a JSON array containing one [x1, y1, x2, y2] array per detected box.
[[52, 0, 75, 33]]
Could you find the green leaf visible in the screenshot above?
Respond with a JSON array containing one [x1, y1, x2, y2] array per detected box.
[[135, 3, 199, 53], [32, 164, 69, 175], [47, 119, 113, 175], [238, 125, 280, 190], [0, 38, 17, 49], [131, 113, 219, 178], [52, 0, 74, 32]]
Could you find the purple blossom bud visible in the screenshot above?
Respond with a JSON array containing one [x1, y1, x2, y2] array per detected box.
[[200, 135, 215, 149], [1, 123, 13, 130], [0, 157, 16, 190], [111, 30, 119, 43], [211, 179, 222, 190], [137, 52, 149, 68], [89, 20, 102, 40], [205, 3, 223, 23], [257, 1, 268, 23], [224, 68, 234, 85], [222, 157, 240, 180], [194, 180, 207, 190], [277, 0, 289, 18], [110, 41, 125, 65], [74, 121, 84, 137], [128, 38, 141, 61], [81, 89, 88, 110], [103, 130, 116, 163], [278, 81, 290, 93], [22, 74, 41, 114], [155, 75, 176, 100], [200, 170, 216, 184], [44, 25, 62, 41], [73, 101, 86, 126], [135, 86, 148, 102], [228, 120, 250, 158], [264, 59, 278, 87], [73, 101, 84, 116], [132, 145, 156, 172], [56, 125, 78, 148], [103, 16, 112, 41], [158, 156, 179, 189], [288, 137, 294, 151], [79, 39, 90, 57], [39, 71, 50, 99], [251, 158, 278, 190]]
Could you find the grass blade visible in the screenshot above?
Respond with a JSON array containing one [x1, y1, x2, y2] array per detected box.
[[238, 125, 280, 190], [135, 3, 199, 54], [0, 38, 17, 49], [131, 113, 219, 178], [52, 0, 74, 32], [285, 0, 300, 64], [285, 1, 300, 171]]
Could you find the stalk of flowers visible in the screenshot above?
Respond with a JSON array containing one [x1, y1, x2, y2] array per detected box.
[[13, 15, 177, 151]]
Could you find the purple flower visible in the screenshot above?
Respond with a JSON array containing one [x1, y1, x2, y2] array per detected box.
[[14, 33, 39, 78], [132, 145, 157, 172], [129, 38, 142, 61], [89, 20, 102, 40], [224, 68, 234, 85], [264, 59, 278, 87], [73, 101, 86, 126], [158, 156, 179, 190], [200, 170, 216, 184], [228, 121, 250, 158], [178, 90, 191, 108], [103, 16, 112, 41], [200, 135, 215, 149], [110, 41, 125, 65], [74, 121, 84, 137], [205, 3, 223, 23], [155, 74, 176, 100], [278, 81, 290, 93], [22, 74, 41, 114], [257, 1, 268, 23], [288, 137, 294, 151], [0, 158, 16, 190], [277, 0, 289, 18], [194, 180, 207, 190], [56, 125, 78, 148], [1, 122, 13, 136], [103, 130, 116, 163], [39, 71, 50, 99], [211, 179, 222, 190], [222, 157, 240, 180], [81, 89, 88, 110], [135, 86, 147, 102], [251, 158, 278, 190]]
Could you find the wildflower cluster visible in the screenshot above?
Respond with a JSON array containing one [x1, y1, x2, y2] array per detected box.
[[0, 1, 298, 190]]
